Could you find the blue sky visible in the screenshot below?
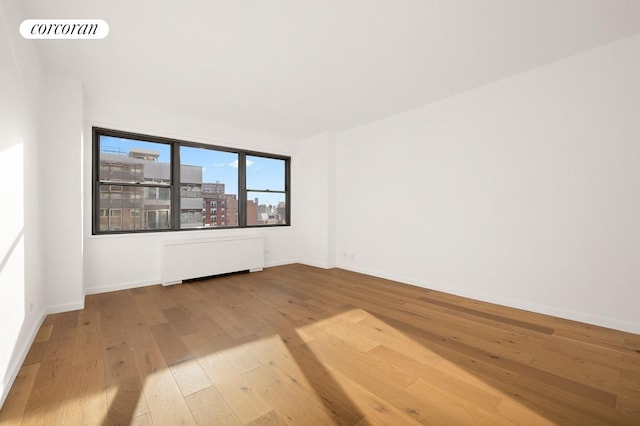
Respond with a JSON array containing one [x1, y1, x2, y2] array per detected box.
[[180, 145, 239, 193], [100, 135, 286, 206]]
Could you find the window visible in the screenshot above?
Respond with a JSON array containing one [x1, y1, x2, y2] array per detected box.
[[93, 127, 290, 234], [181, 210, 202, 228], [95, 130, 171, 232], [246, 155, 288, 226], [158, 188, 170, 200], [146, 210, 170, 229], [179, 146, 238, 229], [99, 208, 108, 230], [109, 209, 122, 230]]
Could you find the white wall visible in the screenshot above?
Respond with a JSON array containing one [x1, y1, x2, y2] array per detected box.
[[336, 34, 640, 334], [295, 132, 337, 268], [0, 0, 45, 406], [83, 98, 298, 294], [40, 75, 84, 311]]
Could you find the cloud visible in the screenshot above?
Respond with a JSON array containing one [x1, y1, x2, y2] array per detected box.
[[213, 162, 226, 167], [228, 159, 254, 168]]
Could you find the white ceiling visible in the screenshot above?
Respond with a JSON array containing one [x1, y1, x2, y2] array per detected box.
[[23, 0, 640, 139]]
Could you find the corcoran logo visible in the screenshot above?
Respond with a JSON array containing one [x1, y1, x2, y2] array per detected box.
[[20, 19, 109, 39]]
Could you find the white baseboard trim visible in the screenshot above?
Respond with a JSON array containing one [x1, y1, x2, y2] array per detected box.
[[83, 261, 300, 296], [337, 263, 640, 335], [45, 300, 85, 315], [297, 259, 334, 269], [82, 262, 299, 296], [0, 309, 46, 409], [2, 300, 85, 409], [84, 279, 160, 296], [264, 259, 296, 268]]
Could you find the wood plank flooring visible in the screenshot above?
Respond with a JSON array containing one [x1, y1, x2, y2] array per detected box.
[[1, 264, 639, 425]]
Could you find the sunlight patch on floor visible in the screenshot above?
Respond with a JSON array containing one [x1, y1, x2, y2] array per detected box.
[[297, 308, 556, 425]]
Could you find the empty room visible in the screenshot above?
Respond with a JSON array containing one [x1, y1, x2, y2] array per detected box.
[[1, 0, 639, 424]]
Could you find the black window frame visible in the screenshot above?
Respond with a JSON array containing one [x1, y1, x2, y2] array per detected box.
[[245, 154, 290, 227], [92, 127, 291, 235]]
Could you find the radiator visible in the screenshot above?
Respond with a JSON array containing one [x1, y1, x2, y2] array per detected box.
[[161, 234, 264, 285]]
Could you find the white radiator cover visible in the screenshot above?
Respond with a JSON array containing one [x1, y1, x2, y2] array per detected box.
[[161, 234, 264, 285]]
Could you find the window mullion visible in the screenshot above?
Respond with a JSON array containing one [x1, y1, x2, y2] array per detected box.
[[171, 142, 181, 230], [93, 127, 100, 234], [239, 152, 247, 227], [285, 157, 291, 226]]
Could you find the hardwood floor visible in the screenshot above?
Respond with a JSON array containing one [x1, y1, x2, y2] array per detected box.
[[1, 264, 639, 425]]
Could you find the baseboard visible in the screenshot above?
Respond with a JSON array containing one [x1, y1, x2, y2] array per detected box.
[[505, 300, 640, 335], [82, 263, 298, 295], [83, 260, 296, 294], [0, 309, 46, 409], [84, 279, 160, 296], [297, 259, 334, 269], [264, 259, 297, 268], [1, 299, 86, 409], [45, 300, 85, 315], [337, 263, 640, 335]]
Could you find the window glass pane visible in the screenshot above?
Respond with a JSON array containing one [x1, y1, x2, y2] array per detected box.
[[99, 208, 108, 230], [143, 208, 170, 230], [180, 146, 238, 228], [99, 135, 170, 184], [99, 184, 170, 231], [246, 156, 285, 191], [109, 209, 122, 230], [159, 187, 170, 200], [247, 191, 287, 225], [157, 210, 170, 228]]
